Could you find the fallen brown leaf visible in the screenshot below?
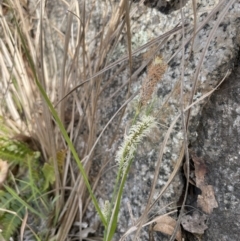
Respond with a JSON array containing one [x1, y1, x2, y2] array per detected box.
[[181, 211, 208, 234], [191, 152, 218, 214], [153, 215, 182, 241], [197, 185, 218, 214], [191, 152, 207, 187]]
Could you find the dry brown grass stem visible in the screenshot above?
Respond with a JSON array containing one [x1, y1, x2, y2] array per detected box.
[[56, 24, 183, 106], [53, 0, 140, 239]]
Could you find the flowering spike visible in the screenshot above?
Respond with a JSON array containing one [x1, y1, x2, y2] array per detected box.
[[116, 115, 157, 175], [102, 200, 110, 222]]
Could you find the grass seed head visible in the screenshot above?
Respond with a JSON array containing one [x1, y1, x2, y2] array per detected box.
[[140, 56, 167, 107], [116, 115, 157, 175]]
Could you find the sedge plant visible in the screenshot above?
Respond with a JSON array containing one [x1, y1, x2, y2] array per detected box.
[[103, 114, 157, 241]]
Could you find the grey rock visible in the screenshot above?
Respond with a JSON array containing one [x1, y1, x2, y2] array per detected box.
[[189, 56, 240, 241], [87, 0, 240, 240], [105, 1, 240, 240]]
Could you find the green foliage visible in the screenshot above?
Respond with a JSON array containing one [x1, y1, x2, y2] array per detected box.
[[0, 137, 38, 164], [42, 162, 55, 191], [0, 137, 53, 240], [0, 190, 24, 239]]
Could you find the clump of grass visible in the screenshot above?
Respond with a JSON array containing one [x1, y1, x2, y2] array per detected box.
[[0, 1, 173, 238], [1, 0, 158, 239]]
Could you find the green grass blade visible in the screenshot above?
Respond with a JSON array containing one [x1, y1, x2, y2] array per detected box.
[[4, 185, 44, 218], [104, 159, 132, 241]]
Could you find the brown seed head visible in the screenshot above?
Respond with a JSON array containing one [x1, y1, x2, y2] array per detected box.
[[140, 56, 167, 107]]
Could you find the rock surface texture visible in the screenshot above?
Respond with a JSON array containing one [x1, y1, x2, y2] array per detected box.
[[188, 58, 240, 241], [90, 0, 240, 240], [84, 0, 240, 240]]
